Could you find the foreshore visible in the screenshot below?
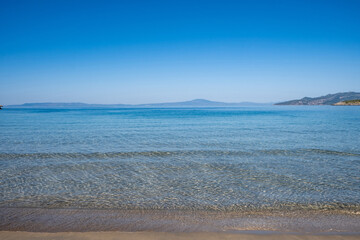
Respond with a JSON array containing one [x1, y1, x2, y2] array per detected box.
[[1, 207, 360, 235], [1, 231, 360, 240]]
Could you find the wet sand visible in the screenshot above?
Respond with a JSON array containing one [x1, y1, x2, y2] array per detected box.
[[1, 231, 360, 240], [1, 207, 360, 239], [1, 207, 360, 234]]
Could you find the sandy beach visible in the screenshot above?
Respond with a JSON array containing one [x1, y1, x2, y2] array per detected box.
[[1, 207, 360, 240], [1, 231, 360, 240]]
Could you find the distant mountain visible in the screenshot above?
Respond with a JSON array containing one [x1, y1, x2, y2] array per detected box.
[[7, 99, 271, 108], [275, 92, 360, 105], [136, 99, 269, 107], [7, 102, 129, 108]]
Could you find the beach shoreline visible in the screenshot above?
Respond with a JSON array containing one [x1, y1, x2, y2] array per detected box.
[[1, 231, 360, 240], [1, 207, 360, 234]]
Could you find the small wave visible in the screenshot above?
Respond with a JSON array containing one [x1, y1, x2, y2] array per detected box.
[[1, 200, 360, 213], [0, 149, 359, 160]]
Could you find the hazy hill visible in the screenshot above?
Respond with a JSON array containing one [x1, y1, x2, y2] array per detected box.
[[7, 102, 129, 108], [7, 99, 271, 108], [136, 99, 269, 107], [275, 92, 360, 105]]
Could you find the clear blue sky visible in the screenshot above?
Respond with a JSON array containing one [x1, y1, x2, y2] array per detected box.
[[1, 0, 359, 104]]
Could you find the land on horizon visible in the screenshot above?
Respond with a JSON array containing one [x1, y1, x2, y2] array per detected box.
[[4, 92, 360, 108], [333, 99, 360, 106], [5, 99, 272, 108], [275, 92, 360, 105]]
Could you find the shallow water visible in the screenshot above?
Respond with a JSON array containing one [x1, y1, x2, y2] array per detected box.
[[1, 207, 360, 232], [0, 107, 359, 213]]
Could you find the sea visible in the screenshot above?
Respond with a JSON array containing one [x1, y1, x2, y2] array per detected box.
[[1, 106, 359, 232]]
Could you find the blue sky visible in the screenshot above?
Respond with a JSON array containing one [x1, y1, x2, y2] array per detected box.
[[1, 0, 359, 104]]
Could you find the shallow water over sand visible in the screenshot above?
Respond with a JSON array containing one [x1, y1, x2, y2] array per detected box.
[[0, 107, 359, 219], [1, 207, 360, 233]]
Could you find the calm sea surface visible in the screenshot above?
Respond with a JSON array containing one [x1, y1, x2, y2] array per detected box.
[[1, 107, 360, 213]]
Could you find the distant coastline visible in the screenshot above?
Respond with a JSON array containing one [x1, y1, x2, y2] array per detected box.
[[275, 92, 360, 105], [5, 99, 272, 109], [4, 92, 360, 108], [333, 99, 360, 106]]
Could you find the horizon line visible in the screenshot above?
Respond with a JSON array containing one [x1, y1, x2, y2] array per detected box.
[[6, 98, 274, 107]]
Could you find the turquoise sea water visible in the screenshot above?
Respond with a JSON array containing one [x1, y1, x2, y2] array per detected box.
[[0, 106, 359, 213]]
